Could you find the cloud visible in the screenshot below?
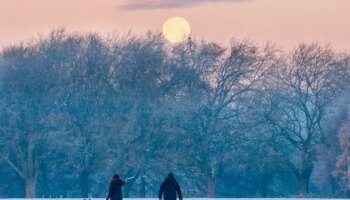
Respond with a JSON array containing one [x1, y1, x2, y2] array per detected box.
[[121, 0, 249, 10]]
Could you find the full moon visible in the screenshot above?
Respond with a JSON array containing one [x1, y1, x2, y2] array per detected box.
[[162, 17, 191, 43]]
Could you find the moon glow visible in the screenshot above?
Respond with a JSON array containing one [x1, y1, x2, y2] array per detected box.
[[162, 17, 191, 43]]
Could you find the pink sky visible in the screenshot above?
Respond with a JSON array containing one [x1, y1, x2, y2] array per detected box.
[[1, 0, 350, 50]]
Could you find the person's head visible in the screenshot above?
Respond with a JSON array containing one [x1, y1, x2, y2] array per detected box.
[[113, 174, 120, 179], [167, 172, 174, 179]]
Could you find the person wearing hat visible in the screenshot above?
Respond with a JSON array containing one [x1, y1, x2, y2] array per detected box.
[[106, 174, 128, 200], [158, 173, 183, 200]]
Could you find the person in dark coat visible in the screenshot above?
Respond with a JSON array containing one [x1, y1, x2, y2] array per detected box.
[[106, 174, 128, 200], [158, 173, 183, 200]]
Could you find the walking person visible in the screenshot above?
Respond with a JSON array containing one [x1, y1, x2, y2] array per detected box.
[[106, 174, 128, 200], [159, 173, 183, 200]]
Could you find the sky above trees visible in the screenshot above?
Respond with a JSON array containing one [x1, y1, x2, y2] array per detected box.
[[1, 0, 350, 50]]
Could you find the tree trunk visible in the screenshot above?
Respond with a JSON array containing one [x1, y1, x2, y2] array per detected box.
[[40, 163, 50, 197], [347, 141, 350, 198], [79, 171, 89, 197], [298, 175, 309, 196], [139, 177, 146, 198], [297, 148, 313, 196], [25, 177, 37, 198], [260, 177, 269, 197], [296, 166, 312, 196], [25, 140, 39, 198], [206, 178, 216, 198], [261, 185, 268, 198]]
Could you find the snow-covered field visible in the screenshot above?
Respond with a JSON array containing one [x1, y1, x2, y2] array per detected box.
[[1, 199, 349, 200]]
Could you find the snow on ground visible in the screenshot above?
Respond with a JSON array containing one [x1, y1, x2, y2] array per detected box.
[[1, 198, 349, 200]]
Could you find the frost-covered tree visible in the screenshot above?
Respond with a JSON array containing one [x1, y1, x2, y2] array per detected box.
[[1, 30, 350, 198], [0, 40, 60, 198], [172, 40, 277, 197], [333, 106, 350, 197], [262, 44, 349, 195]]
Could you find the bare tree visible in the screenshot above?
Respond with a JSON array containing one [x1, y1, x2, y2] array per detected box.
[[174, 40, 276, 197], [263, 43, 349, 195]]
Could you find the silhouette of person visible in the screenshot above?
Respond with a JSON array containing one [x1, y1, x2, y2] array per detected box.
[[159, 173, 183, 200], [106, 174, 128, 200]]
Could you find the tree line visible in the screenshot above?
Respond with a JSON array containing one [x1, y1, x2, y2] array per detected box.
[[1, 30, 350, 198]]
